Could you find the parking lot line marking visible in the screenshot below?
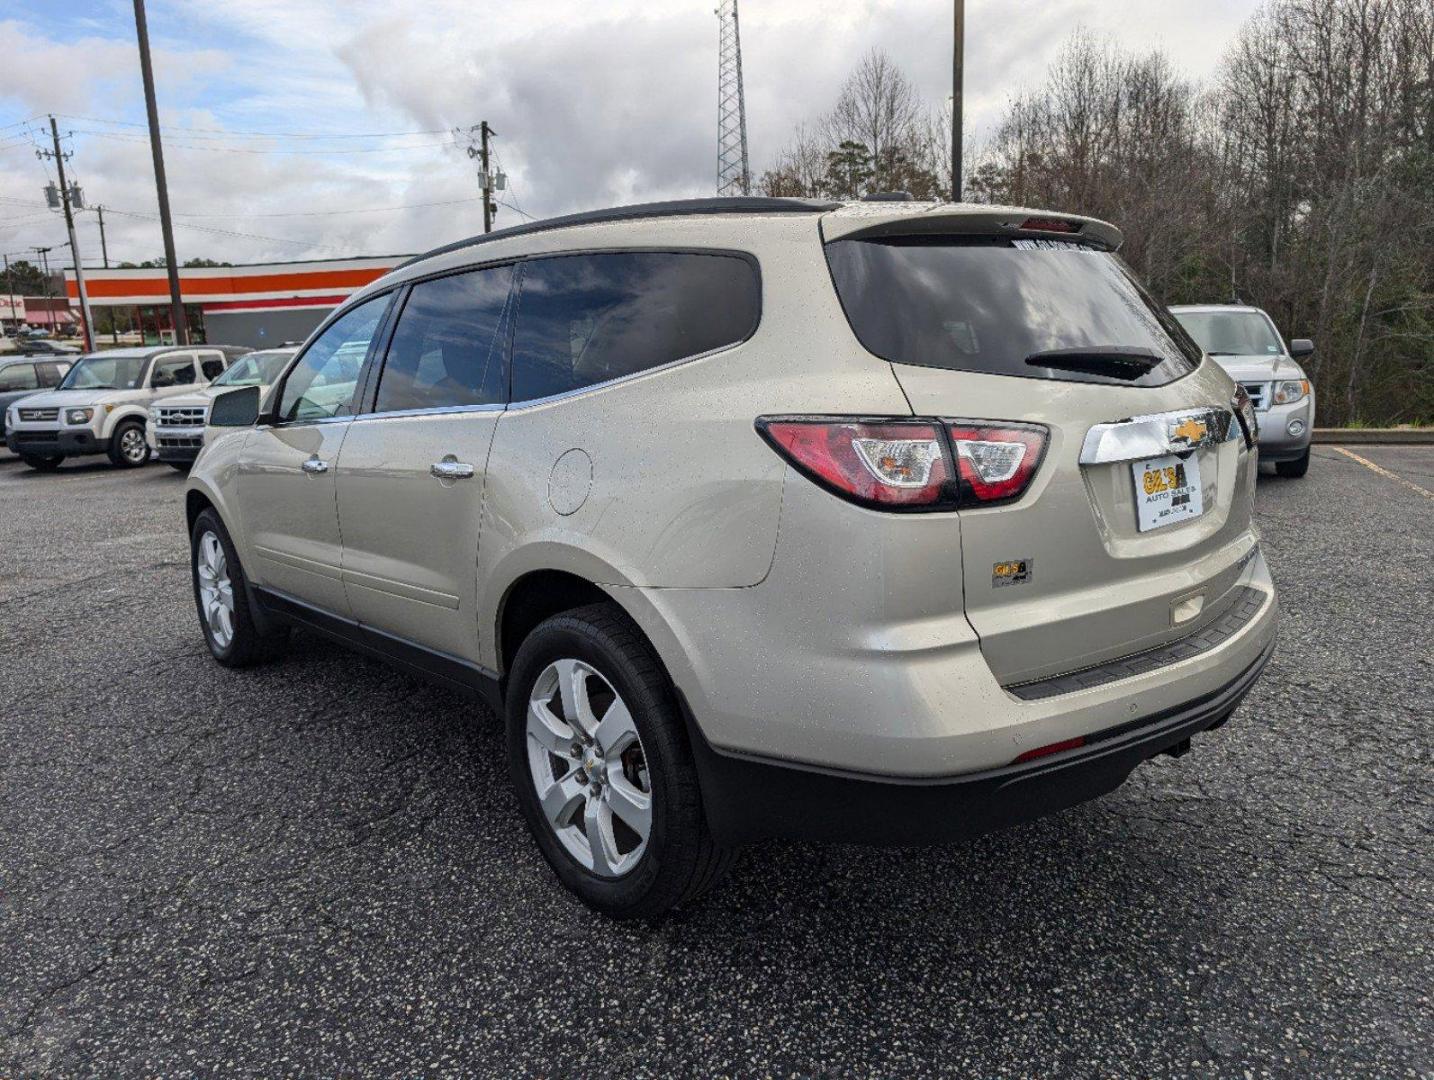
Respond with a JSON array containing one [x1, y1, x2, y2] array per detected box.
[[1331, 446, 1434, 501]]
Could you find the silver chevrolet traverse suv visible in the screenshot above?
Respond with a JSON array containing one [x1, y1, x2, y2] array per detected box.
[[185, 198, 1278, 918]]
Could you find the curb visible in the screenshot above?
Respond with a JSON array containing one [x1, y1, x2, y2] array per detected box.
[[1312, 428, 1434, 445]]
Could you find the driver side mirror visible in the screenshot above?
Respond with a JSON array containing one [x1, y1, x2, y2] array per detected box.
[[209, 385, 261, 427], [1289, 338, 1314, 358]]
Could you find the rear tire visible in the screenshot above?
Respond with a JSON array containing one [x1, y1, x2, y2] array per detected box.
[[190, 508, 288, 667], [505, 603, 732, 919], [1276, 447, 1311, 478], [107, 419, 150, 468], [20, 454, 63, 471]]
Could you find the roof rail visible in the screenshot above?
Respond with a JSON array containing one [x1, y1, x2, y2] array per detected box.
[[399, 196, 842, 269]]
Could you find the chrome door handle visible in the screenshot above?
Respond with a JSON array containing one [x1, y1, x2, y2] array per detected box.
[[430, 459, 475, 480], [301, 457, 329, 474]]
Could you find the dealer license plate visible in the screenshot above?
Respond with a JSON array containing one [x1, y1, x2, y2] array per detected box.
[[1133, 454, 1203, 532]]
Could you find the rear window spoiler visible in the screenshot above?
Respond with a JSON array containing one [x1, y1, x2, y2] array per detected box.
[[820, 205, 1123, 251]]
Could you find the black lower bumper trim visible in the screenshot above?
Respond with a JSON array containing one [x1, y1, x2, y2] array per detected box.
[[156, 446, 200, 463], [6, 429, 105, 456], [682, 632, 1277, 846]]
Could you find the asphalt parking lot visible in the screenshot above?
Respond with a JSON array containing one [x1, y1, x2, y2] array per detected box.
[[1, 445, 1430, 1078]]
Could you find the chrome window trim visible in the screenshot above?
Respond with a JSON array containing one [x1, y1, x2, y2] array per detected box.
[[505, 339, 747, 412], [1079, 407, 1239, 466], [351, 402, 507, 423]]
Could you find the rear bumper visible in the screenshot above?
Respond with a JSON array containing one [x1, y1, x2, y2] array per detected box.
[[6, 427, 106, 457], [685, 631, 1276, 845]]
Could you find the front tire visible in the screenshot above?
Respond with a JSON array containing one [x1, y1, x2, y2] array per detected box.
[[505, 603, 732, 919], [1276, 447, 1311, 478], [20, 454, 63, 471], [190, 508, 288, 667], [107, 419, 150, 468]]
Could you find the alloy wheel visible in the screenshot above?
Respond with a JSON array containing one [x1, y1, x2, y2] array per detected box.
[[525, 658, 653, 878], [120, 427, 147, 463], [195, 531, 235, 649]]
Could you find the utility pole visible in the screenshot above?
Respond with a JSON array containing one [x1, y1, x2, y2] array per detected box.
[[2, 253, 13, 331], [133, 0, 187, 344], [459, 122, 504, 233], [89, 206, 110, 268], [42, 116, 95, 352], [480, 122, 494, 233], [952, 0, 965, 202], [32, 246, 53, 308]]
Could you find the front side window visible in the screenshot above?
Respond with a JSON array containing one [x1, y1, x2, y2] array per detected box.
[[374, 264, 515, 413], [1172, 310, 1285, 357], [0, 363, 38, 391], [278, 295, 389, 422], [510, 251, 760, 402], [57, 354, 148, 390], [151, 355, 198, 388], [825, 237, 1202, 387], [39, 362, 70, 386]]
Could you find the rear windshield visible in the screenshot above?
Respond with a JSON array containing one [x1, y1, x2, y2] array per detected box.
[[1172, 310, 1284, 357], [824, 237, 1202, 387]]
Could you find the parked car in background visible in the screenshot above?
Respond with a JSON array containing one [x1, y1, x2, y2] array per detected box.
[[12, 338, 82, 359], [5, 344, 246, 470], [148, 347, 297, 471], [1170, 304, 1315, 478], [0, 356, 73, 439], [184, 198, 1277, 918]]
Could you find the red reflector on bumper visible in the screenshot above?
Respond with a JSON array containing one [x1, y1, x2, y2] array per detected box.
[[1014, 736, 1086, 764]]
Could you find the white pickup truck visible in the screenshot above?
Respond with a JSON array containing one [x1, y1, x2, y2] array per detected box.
[[148, 347, 297, 471], [4, 345, 245, 470]]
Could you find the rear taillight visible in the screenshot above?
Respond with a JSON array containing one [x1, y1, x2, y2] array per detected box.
[[947, 423, 1047, 505], [756, 416, 1047, 511], [756, 417, 953, 510]]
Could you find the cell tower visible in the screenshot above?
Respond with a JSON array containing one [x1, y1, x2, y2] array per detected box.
[[716, 0, 751, 196]]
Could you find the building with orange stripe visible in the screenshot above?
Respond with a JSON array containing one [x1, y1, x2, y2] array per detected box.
[[64, 256, 410, 348]]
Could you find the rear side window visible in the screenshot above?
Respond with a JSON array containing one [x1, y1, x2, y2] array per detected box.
[[510, 251, 759, 402], [198, 352, 227, 380], [374, 264, 515, 413], [825, 237, 1202, 387], [0, 363, 38, 391]]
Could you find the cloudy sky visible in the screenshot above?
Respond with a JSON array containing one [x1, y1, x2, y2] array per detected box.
[[1, 0, 1262, 269]]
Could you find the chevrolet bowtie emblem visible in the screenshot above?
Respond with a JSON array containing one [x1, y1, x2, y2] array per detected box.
[[1170, 417, 1208, 445]]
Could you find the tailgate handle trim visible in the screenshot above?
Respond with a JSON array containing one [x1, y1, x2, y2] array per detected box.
[[1079, 407, 1238, 465]]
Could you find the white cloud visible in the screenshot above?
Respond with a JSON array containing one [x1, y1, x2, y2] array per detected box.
[[0, 0, 1261, 267]]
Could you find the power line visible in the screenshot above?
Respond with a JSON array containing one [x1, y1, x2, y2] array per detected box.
[[169, 196, 486, 219], [72, 129, 458, 155], [101, 206, 330, 248], [55, 113, 451, 139], [0, 192, 487, 221]]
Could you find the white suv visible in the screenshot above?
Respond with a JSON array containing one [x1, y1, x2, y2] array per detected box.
[[184, 198, 1278, 918], [1170, 304, 1315, 478], [6, 345, 239, 470], [148, 348, 297, 471]]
